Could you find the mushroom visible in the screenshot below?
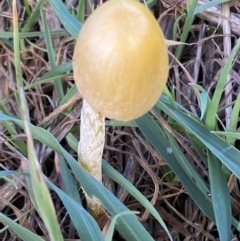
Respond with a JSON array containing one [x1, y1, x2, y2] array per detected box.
[[73, 0, 168, 218]]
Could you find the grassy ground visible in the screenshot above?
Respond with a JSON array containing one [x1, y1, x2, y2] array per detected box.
[[0, 0, 240, 240]]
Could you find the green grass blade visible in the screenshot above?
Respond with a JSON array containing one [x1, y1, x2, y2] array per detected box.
[[76, 0, 85, 23], [26, 73, 69, 90], [0, 120, 27, 155], [186, 133, 208, 166], [189, 83, 210, 120], [40, 7, 64, 102], [22, 0, 31, 16], [3, 62, 71, 103], [158, 99, 240, 180], [48, 0, 82, 39], [57, 155, 81, 204], [65, 133, 172, 240], [24, 62, 72, 91], [135, 114, 215, 221], [226, 93, 240, 144], [39, 62, 72, 79], [1, 176, 18, 189], [0, 213, 45, 241], [175, 0, 198, 60], [59, 84, 78, 105], [205, 38, 240, 129], [211, 131, 240, 139], [3, 73, 70, 104], [0, 170, 19, 177], [0, 113, 155, 241], [46, 179, 105, 241], [208, 151, 232, 241], [65, 133, 79, 151], [102, 160, 173, 240], [198, 91, 209, 120], [21, 0, 43, 32], [19, 89, 63, 241], [172, 14, 184, 42], [0, 29, 68, 39], [105, 211, 139, 241], [62, 154, 155, 241]]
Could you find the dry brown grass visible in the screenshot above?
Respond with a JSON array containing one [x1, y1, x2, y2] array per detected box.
[[0, 0, 240, 240]]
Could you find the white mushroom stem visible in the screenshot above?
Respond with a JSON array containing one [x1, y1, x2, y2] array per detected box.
[[78, 99, 105, 217]]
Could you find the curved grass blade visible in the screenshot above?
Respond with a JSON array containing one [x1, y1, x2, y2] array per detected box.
[[19, 89, 63, 241], [0, 213, 45, 241], [0, 113, 155, 241], [205, 38, 240, 128], [65, 132, 173, 240], [25, 62, 72, 91], [135, 113, 215, 222], [158, 100, 240, 180], [105, 211, 139, 241], [48, 0, 82, 39], [46, 179, 104, 241], [21, 0, 43, 32], [203, 37, 240, 239], [102, 160, 173, 240]]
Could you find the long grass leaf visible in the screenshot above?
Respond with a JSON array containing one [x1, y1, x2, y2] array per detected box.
[[0, 29, 67, 39], [46, 179, 104, 241], [77, 0, 85, 23], [205, 39, 240, 129], [57, 155, 81, 204], [102, 160, 173, 240], [48, 0, 82, 39], [0, 113, 155, 241], [0, 170, 19, 177], [40, 7, 64, 102], [0, 213, 45, 241], [135, 114, 215, 221], [208, 152, 232, 241], [66, 132, 172, 240], [158, 100, 240, 180], [19, 89, 63, 241], [175, 0, 198, 60], [211, 132, 240, 139], [22, 0, 43, 32]]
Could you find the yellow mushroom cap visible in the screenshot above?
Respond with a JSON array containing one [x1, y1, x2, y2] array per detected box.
[[73, 0, 168, 121]]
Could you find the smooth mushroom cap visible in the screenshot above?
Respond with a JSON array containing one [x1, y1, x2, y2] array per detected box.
[[73, 0, 169, 121]]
